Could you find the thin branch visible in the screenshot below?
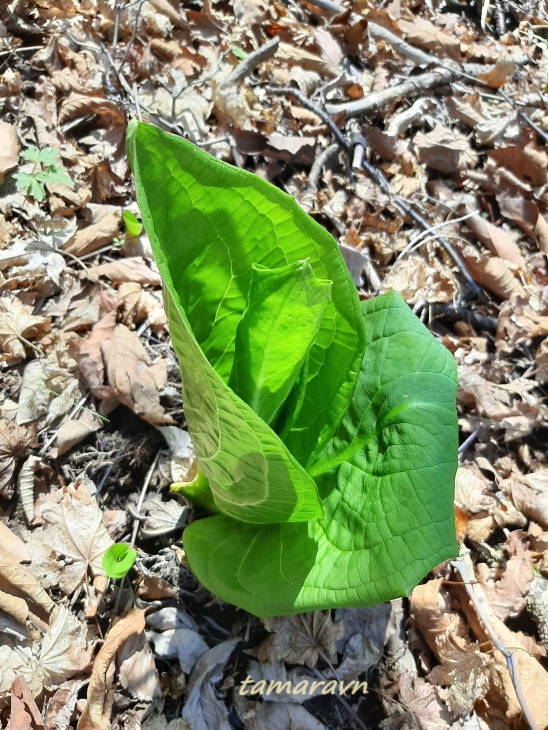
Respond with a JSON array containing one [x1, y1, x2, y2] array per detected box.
[[265, 86, 487, 302], [223, 37, 279, 87], [452, 557, 539, 730]]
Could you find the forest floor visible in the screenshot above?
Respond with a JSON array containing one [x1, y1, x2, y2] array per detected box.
[[1, 0, 548, 728]]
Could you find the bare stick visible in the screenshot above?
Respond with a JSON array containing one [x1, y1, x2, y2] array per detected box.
[[265, 85, 487, 301], [325, 67, 456, 116], [223, 37, 279, 87], [452, 557, 539, 730], [309, 142, 340, 190]]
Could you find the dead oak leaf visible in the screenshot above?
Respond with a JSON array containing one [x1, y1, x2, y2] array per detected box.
[[86, 257, 161, 287], [27, 481, 113, 596], [100, 324, 171, 424], [258, 612, 343, 669]]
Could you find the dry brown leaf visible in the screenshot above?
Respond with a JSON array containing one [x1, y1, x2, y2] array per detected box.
[[0, 121, 19, 184], [488, 143, 547, 188], [77, 608, 146, 730], [0, 419, 35, 498], [58, 94, 125, 126], [27, 482, 113, 596], [18, 454, 41, 524], [454, 465, 497, 516], [536, 338, 548, 384], [118, 282, 167, 331], [118, 631, 162, 703], [54, 409, 104, 457], [0, 589, 28, 624], [233, 0, 269, 25], [277, 42, 339, 77], [71, 309, 117, 399], [0, 296, 50, 363], [415, 126, 476, 172], [100, 324, 170, 423], [397, 15, 461, 61], [476, 532, 534, 620], [462, 247, 526, 300], [63, 205, 122, 257], [430, 638, 500, 715], [38, 604, 90, 686], [0, 545, 54, 616], [10, 676, 44, 730], [477, 55, 516, 88], [506, 468, 548, 529], [534, 213, 548, 254], [0, 522, 31, 563], [380, 255, 455, 304], [462, 208, 525, 268], [16, 348, 81, 427], [86, 257, 161, 287], [257, 612, 343, 668], [410, 579, 469, 656]]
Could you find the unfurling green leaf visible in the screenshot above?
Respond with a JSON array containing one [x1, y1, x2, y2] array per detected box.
[[127, 120, 458, 617]]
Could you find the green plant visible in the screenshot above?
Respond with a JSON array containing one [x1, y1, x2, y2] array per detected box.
[[13, 146, 73, 203], [127, 120, 458, 618], [102, 543, 137, 579]]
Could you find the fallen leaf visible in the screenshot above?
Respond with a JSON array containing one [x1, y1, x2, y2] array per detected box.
[[182, 639, 238, 730], [0, 121, 19, 184], [462, 208, 525, 268], [63, 204, 122, 257], [54, 409, 105, 457], [0, 522, 31, 563], [0, 419, 35, 498], [0, 296, 50, 363], [85, 257, 161, 286], [257, 612, 343, 669], [38, 604, 90, 687], [430, 638, 500, 715], [0, 545, 54, 616], [410, 579, 469, 656], [119, 631, 162, 704], [77, 609, 146, 730], [16, 348, 81, 427], [138, 495, 187, 538], [415, 126, 477, 172], [477, 55, 516, 88], [100, 324, 171, 423], [70, 309, 117, 400], [118, 282, 167, 331], [476, 531, 534, 620], [27, 482, 113, 596], [10, 676, 44, 730], [397, 14, 461, 61]]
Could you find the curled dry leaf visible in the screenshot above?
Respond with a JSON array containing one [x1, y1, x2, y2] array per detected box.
[[85, 256, 161, 287], [0, 522, 31, 563], [0, 296, 50, 363], [27, 481, 113, 597], [476, 55, 516, 89], [118, 282, 167, 331], [0, 419, 35, 498], [17, 454, 41, 524], [410, 579, 469, 657], [77, 608, 146, 730], [118, 631, 162, 704], [71, 309, 117, 400], [62, 204, 122, 257], [0, 545, 54, 617], [462, 207, 525, 268]]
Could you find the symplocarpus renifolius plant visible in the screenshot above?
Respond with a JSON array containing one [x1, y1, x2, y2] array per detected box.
[[126, 120, 458, 618]]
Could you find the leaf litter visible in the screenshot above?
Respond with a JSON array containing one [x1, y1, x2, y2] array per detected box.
[[0, 0, 548, 727]]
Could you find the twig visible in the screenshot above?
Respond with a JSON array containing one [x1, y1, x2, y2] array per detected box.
[[264, 86, 487, 301], [452, 556, 539, 730], [308, 142, 339, 190], [117, 0, 144, 72], [0, 45, 43, 58], [129, 450, 160, 548], [325, 66, 456, 117], [223, 37, 279, 86], [299, 0, 350, 14]]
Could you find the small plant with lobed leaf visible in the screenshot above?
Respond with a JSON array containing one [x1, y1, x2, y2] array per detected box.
[[127, 121, 458, 618], [13, 146, 73, 203]]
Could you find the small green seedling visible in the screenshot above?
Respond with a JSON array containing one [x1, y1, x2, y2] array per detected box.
[[127, 120, 458, 618], [102, 543, 137, 579], [123, 209, 143, 237], [13, 146, 73, 203]]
